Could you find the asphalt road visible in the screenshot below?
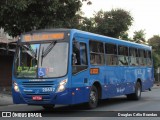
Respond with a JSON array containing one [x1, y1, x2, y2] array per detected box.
[[0, 88, 160, 120]]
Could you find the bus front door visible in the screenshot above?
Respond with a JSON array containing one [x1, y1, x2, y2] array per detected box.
[[71, 38, 89, 104]]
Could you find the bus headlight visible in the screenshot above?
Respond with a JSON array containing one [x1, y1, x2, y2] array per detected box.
[[13, 82, 20, 92], [57, 79, 68, 92]]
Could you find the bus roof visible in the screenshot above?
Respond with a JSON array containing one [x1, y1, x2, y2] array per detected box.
[[20, 28, 151, 50], [70, 29, 152, 50]]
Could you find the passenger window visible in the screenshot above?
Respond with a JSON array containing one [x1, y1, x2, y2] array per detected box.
[[89, 40, 104, 65], [138, 49, 146, 66], [105, 43, 117, 65], [129, 47, 139, 66], [72, 40, 88, 74], [118, 45, 128, 66], [146, 50, 152, 66], [144, 50, 147, 66]]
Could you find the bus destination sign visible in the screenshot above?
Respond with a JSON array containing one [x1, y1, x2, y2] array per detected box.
[[22, 33, 64, 42]]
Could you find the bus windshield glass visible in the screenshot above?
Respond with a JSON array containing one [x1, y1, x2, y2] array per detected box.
[[14, 42, 68, 78]]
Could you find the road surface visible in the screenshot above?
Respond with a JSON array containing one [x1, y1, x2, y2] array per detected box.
[[0, 88, 160, 120]]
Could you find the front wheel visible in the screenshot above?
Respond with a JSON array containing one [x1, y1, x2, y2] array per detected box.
[[127, 82, 141, 100], [87, 85, 98, 109]]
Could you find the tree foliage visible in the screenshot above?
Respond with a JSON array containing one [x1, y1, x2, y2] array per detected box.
[[148, 35, 160, 70], [0, 0, 91, 37], [133, 30, 146, 43], [119, 32, 132, 41], [148, 35, 160, 52], [91, 9, 133, 38]]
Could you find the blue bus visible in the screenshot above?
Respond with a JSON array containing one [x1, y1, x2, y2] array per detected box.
[[12, 29, 154, 109]]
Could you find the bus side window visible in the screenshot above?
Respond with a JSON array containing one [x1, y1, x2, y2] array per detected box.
[[105, 43, 117, 66], [144, 50, 147, 66], [129, 47, 138, 66], [89, 40, 104, 65], [139, 49, 146, 66], [147, 50, 152, 66], [118, 45, 129, 66], [72, 41, 88, 74]]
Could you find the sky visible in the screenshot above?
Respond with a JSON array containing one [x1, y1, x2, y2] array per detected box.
[[82, 0, 160, 39]]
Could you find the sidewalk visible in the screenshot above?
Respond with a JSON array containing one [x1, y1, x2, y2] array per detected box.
[[0, 93, 13, 106], [153, 83, 160, 89]]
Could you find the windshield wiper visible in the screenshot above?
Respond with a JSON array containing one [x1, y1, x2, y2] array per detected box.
[[41, 41, 57, 66]]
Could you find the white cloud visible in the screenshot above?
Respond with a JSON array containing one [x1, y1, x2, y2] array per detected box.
[[82, 0, 160, 39]]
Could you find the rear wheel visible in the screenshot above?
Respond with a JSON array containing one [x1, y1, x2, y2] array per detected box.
[[127, 82, 141, 100], [42, 105, 55, 110], [87, 85, 98, 109]]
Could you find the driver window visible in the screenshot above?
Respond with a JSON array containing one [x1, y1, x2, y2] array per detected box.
[[72, 40, 88, 74], [72, 41, 80, 65]]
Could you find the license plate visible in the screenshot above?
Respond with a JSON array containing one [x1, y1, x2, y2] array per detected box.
[[32, 96, 42, 101]]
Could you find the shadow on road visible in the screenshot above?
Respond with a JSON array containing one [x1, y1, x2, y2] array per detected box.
[[29, 96, 137, 117], [42, 96, 129, 111]]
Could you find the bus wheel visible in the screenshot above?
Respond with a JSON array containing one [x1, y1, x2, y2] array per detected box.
[[42, 105, 55, 110], [127, 82, 141, 100], [87, 85, 98, 109]]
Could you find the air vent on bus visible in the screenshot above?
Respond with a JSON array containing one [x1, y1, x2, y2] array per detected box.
[[22, 81, 54, 88]]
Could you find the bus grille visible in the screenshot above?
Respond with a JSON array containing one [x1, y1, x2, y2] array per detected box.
[[22, 81, 54, 88]]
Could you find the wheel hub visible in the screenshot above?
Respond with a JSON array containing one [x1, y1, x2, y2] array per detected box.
[[90, 91, 96, 103]]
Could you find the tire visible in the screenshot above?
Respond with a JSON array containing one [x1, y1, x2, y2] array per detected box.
[[87, 85, 98, 109], [127, 82, 141, 100], [42, 105, 55, 110]]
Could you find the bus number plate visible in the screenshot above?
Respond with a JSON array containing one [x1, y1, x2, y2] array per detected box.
[[42, 88, 55, 92]]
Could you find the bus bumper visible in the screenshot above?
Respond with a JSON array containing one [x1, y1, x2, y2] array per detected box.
[[12, 88, 73, 105], [12, 87, 90, 105]]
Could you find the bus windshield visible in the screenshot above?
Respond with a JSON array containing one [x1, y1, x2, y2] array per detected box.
[[14, 42, 68, 78]]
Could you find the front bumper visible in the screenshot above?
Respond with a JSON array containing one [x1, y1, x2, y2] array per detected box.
[[12, 88, 73, 105]]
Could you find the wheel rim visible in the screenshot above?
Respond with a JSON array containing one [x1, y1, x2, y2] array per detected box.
[[137, 85, 141, 97], [90, 90, 97, 104]]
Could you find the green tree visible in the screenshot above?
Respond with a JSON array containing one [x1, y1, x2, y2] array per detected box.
[[0, 0, 91, 37], [92, 9, 133, 38], [119, 32, 132, 41], [133, 30, 146, 43], [148, 35, 160, 70], [152, 52, 160, 70], [148, 35, 160, 52], [79, 17, 95, 32]]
